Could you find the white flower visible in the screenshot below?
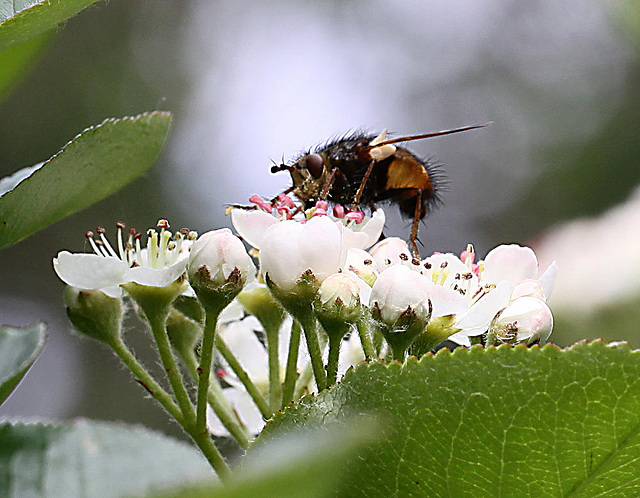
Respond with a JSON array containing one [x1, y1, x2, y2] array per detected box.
[[434, 244, 556, 347], [53, 220, 194, 298], [259, 215, 348, 291], [370, 265, 432, 327], [188, 228, 256, 286]]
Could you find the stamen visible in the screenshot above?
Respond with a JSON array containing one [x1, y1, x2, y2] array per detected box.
[[85, 231, 102, 256], [134, 232, 143, 265], [95, 240, 111, 258], [147, 229, 158, 268], [115, 222, 127, 260]]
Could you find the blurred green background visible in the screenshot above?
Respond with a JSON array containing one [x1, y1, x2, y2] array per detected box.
[[1, 0, 639, 440]]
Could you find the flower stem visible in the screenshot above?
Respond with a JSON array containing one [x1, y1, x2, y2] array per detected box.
[[196, 308, 219, 434], [124, 313, 231, 480], [183, 351, 252, 450], [281, 320, 301, 408], [110, 339, 184, 425], [356, 317, 376, 360], [264, 323, 282, 412], [325, 335, 341, 385], [215, 334, 272, 419], [297, 312, 327, 391], [190, 429, 232, 482], [147, 313, 197, 423]]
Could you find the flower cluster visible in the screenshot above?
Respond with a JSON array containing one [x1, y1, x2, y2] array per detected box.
[[53, 205, 556, 448]]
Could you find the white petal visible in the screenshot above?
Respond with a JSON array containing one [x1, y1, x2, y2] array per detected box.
[[219, 299, 245, 323], [538, 261, 558, 300], [338, 333, 365, 377], [53, 252, 128, 290], [231, 208, 278, 249], [369, 237, 412, 270], [344, 209, 385, 250], [481, 244, 539, 285], [344, 248, 379, 286], [125, 259, 188, 287], [447, 331, 471, 347], [426, 283, 468, 319], [455, 280, 511, 335]]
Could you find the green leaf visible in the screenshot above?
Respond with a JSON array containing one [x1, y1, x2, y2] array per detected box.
[[0, 0, 101, 52], [0, 323, 46, 406], [0, 30, 52, 102], [159, 422, 377, 498], [0, 111, 172, 249], [0, 419, 213, 498], [259, 342, 640, 496]]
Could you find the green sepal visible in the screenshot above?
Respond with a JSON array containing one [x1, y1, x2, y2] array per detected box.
[[123, 277, 186, 319], [410, 315, 458, 357], [191, 267, 244, 316]]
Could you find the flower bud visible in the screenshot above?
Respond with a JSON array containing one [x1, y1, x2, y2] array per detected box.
[[370, 265, 432, 359], [188, 228, 256, 313], [314, 272, 364, 339], [260, 216, 348, 310], [487, 296, 553, 346], [63, 286, 123, 346]]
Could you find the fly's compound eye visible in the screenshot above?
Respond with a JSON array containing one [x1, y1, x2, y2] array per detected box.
[[304, 154, 324, 179]]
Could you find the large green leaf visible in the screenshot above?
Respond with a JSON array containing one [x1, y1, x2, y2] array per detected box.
[[0, 111, 172, 249], [0, 323, 46, 406], [159, 422, 377, 498], [258, 342, 640, 496], [0, 419, 213, 498], [0, 0, 101, 52]]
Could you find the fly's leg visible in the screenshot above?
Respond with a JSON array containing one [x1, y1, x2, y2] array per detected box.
[[409, 190, 422, 258], [320, 168, 338, 200], [350, 160, 376, 211]]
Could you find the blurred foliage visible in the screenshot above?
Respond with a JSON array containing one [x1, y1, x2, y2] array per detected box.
[[0, 31, 52, 102], [553, 296, 640, 349], [497, 61, 640, 241]]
